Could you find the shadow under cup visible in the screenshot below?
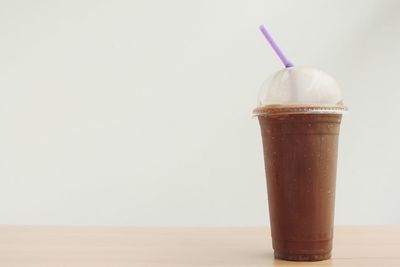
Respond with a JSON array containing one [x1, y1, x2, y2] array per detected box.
[[258, 112, 342, 261]]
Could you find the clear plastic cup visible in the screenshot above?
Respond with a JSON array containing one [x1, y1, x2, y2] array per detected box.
[[254, 67, 346, 261]]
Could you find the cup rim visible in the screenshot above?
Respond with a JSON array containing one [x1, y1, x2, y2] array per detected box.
[[253, 104, 348, 116]]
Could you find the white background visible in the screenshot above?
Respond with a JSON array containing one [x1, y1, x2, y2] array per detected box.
[[1, 0, 399, 226]]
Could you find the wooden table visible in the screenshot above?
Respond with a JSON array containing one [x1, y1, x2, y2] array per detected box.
[[1, 225, 399, 266]]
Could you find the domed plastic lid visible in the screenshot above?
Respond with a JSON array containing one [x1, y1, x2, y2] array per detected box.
[[254, 66, 347, 115], [255, 25, 346, 115]]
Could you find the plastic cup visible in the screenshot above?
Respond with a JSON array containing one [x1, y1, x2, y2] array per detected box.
[[254, 67, 346, 261]]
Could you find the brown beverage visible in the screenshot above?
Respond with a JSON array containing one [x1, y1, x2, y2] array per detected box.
[[256, 106, 343, 261]]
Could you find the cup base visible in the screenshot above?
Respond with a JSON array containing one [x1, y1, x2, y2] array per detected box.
[[274, 251, 331, 261]]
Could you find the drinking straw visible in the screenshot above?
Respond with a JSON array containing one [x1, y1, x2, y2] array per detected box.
[[259, 24, 294, 68]]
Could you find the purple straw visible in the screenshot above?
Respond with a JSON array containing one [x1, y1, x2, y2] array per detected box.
[[259, 24, 293, 68]]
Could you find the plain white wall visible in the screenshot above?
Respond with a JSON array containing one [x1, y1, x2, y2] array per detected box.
[[0, 0, 399, 226]]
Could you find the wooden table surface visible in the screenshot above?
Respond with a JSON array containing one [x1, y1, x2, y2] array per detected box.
[[1, 225, 399, 266]]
